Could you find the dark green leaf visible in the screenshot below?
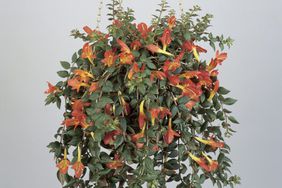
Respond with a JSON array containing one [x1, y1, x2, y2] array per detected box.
[[223, 98, 237, 105], [60, 61, 71, 69], [57, 71, 69, 78]]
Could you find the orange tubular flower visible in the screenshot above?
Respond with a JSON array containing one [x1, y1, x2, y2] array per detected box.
[[81, 43, 96, 64], [118, 91, 131, 116], [146, 44, 174, 57], [189, 153, 210, 171], [130, 40, 142, 50], [45, 82, 60, 94], [189, 153, 219, 172], [138, 100, 146, 129], [176, 83, 202, 101], [150, 71, 167, 81], [202, 152, 219, 172], [163, 61, 180, 74], [117, 39, 135, 65], [131, 124, 146, 149], [149, 107, 171, 126], [128, 62, 140, 80], [106, 154, 124, 169], [89, 82, 99, 93], [163, 118, 180, 144], [119, 52, 135, 65], [117, 39, 131, 54], [194, 136, 224, 150], [56, 148, 70, 175], [68, 78, 89, 92], [83, 26, 109, 41], [137, 22, 152, 39], [73, 69, 94, 83], [103, 129, 122, 145], [167, 74, 180, 86], [102, 50, 118, 67], [208, 80, 219, 101], [72, 99, 91, 112], [72, 146, 85, 178], [183, 41, 207, 62], [167, 15, 176, 29], [83, 26, 94, 36], [207, 50, 228, 72], [180, 71, 201, 79], [160, 28, 172, 51], [62, 99, 90, 129]]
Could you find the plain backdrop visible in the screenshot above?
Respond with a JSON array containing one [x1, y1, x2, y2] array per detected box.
[[0, 0, 282, 187]]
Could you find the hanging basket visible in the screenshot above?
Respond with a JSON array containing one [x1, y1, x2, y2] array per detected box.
[[45, 1, 240, 187]]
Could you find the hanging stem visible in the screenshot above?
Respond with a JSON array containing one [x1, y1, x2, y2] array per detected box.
[[96, 0, 104, 29], [155, 0, 167, 26], [178, 0, 184, 16]]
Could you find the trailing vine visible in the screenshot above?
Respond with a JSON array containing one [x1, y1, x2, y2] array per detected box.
[[45, 2, 240, 188]]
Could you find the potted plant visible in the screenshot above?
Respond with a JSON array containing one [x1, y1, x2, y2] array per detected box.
[[45, 1, 240, 187]]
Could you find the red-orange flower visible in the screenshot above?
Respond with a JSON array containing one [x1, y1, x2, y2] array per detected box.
[[83, 26, 93, 36], [130, 40, 142, 50], [149, 107, 171, 126], [118, 91, 131, 116], [117, 39, 131, 54], [103, 129, 122, 145], [128, 62, 141, 80], [180, 71, 201, 79], [45, 82, 60, 94], [104, 103, 113, 115], [83, 26, 109, 41], [194, 136, 224, 150], [167, 16, 176, 29], [207, 50, 228, 72], [183, 41, 207, 62], [62, 100, 90, 129], [73, 69, 94, 83], [56, 148, 70, 175], [119, 52, 135, 65], [106, 154, 124, 169], [131, 125, 146, 149], [150, 71, 167, 81], [163, 118, 180, 144], [176, 82, 202, 101], [163, 61, 180, 74], [189, 153, 219, 172], [89, 82, 99, 93], [138, 100, 146, 129], [102, 50, 118, 67], [81, 43, 96, 64], [197, 71, 213, 87], [167, 74, 180, 86], [72, 99, 91, 112], [137, 22, 152, 39], [208, 80, 219, 101], [117, 39, 135, 65], [68, 78, 89, 92], [146, 44, 174, 57], [72, 146, 85, 178], [160, 28, 172, 51]]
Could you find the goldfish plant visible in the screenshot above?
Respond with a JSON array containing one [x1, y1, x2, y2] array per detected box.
[[45, 1, 240, 187]]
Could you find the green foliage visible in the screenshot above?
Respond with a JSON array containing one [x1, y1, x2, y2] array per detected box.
[[45, 2, 240, 188]]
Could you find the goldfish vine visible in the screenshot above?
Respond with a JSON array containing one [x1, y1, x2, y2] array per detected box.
[[45, 1, 240, 187]]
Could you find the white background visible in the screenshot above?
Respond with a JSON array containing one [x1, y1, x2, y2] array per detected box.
[[0, 0, 282, 187]]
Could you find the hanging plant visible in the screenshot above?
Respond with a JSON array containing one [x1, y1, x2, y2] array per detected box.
[[45, 1, 240, 187]]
